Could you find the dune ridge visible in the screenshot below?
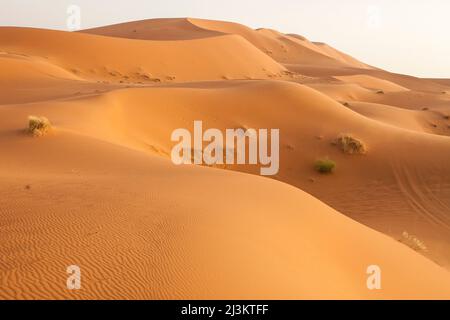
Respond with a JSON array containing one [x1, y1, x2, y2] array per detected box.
[[0, 26, 285, 84]]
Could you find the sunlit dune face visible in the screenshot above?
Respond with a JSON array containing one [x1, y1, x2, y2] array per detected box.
[[1, 6, 450, 300]]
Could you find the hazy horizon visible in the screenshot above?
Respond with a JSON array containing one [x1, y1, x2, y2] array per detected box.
[[1, 0, 449, 78]]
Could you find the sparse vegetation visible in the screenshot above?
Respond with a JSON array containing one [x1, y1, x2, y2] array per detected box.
[[334, 134, 367, 155], [376, 90, 384, 94], [28, 116, 52, 137], [400, 231, 427, 252], [285, 144, 295, 151], [314, 158, 336, 174]]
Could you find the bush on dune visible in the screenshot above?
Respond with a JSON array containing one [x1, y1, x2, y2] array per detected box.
[[28, 116, 52, 137], [314, 158, 336, 174], [334, 134, 367, 155]]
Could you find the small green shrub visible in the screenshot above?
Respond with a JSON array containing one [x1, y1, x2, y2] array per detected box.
[[314, 158, 336, 174], [28, 116, 52, 137]]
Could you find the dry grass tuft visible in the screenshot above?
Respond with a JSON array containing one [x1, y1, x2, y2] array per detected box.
[[28, 116, 52, 137], [334, 134, 367, 155], [400, 231, 427, 252]]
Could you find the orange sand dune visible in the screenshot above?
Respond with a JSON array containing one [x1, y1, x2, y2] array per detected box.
[[305, 81, 379, 102], [312, 42, 372, 69], [82, 18, 223, 40], [428, 78, 450, 87], [0, 27, 285, 83], [190, 18, 371, 68], [343, 101, 428, 132], [83, 18, 369, 69], [1, 126, 450, 299], [295, 71, 450, 117], [89, 81, 450, 269], [291, 63, 449, 94], [0, 52, 81, 82], [0, 52, 123, 104], [1, 19, 450, 300], [334, 74, 409, 93], [345, 101, 450, 136], [3, 79, 450, 270]]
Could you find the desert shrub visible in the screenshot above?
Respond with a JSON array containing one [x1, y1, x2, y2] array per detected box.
[[400, 231, 427, 252], [376, 90, 384, 94], [28, 116, 52, 137], [314, 158, 336, 174], [334, 134, 367, 155]]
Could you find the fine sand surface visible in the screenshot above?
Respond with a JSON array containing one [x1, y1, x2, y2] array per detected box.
[[1, 18, 450, 299]]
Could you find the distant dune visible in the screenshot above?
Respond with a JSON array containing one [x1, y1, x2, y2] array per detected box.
[[1, 18, 450, 300]]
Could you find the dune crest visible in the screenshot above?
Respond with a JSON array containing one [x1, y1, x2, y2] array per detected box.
[[0, 27, 285, 84]]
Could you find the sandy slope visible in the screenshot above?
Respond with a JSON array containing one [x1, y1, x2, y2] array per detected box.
[[3, 79, 450, 270], [0, 27, 285, 83], [83, 18, 371, 69], [1, 125, 450, 299], [1, 18, 450, 299], [311, 42, 372, 69], [334, 75, 409, 93], [82, 18, 223, 40], [343, 101, 427, 132]]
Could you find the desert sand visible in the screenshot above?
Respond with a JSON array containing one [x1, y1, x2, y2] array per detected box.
[[1, 18, 450, 299]]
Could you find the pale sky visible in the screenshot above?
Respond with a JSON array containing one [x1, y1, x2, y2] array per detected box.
[[1, 0, 449, 78]]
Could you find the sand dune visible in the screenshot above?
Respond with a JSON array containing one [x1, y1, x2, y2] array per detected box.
[[286, 61, 450, 94], [306, 82, 376, 102], [342, 101, 427, 132], [0, 27, 285, 84], [1, 18, 450, 300], [1, 125, 450, 299], [312, 42, 372, 69], [4, 79, 450, 270], [344, 101, 450, 136], [83, 18, 370, 69], [0, 51, 81, 82], [82, 18, 223, 40], [334, 75, 409, 93], [0, 52, 120, 104]]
